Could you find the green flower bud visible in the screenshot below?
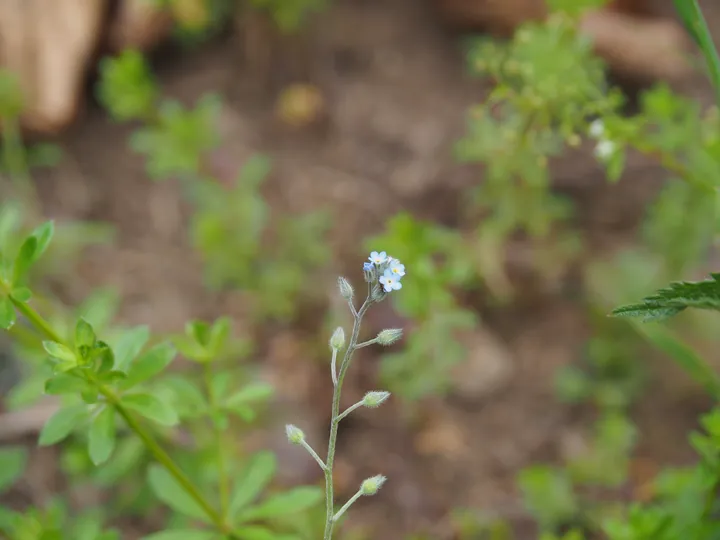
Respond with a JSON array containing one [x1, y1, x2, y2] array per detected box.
[[329, 327, 346, 350], [360, 475, 387, 496], [337, 277, 354, 300], [376, 328, 403, 346], [362, 391, 391, 408], [285, 424, 305, 445]]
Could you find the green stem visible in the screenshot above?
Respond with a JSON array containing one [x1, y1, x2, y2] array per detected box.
[[2, 290, 236, 536], [336, 400, 364, 423], [332, 489, 363, 523], [323, 296, 372, 540], [204, 363, 230, 518]]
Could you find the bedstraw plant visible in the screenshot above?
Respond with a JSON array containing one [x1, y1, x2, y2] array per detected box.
[[286, 251, 405, 540]]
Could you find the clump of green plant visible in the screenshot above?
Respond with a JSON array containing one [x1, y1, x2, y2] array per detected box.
[[97, 49, 330, 322], [0, 221, 325, 539], [286, 251, 405, 540]]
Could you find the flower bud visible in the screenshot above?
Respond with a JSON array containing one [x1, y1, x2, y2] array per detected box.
[[363, 262, 375, 283], [337, 277, 354, 300], [362, 391, 390, 408], [371, 284, 387, 303], [376, 328, 403, 346], [329, 327, 346, 350], [360, 475, 387, 496], [285, 424, 305, 445]]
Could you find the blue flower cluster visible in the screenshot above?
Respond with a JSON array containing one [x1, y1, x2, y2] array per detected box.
[[364, 251, 406, 293]]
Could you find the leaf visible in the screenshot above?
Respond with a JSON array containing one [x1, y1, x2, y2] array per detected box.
[[42, 341, 77, 363], [112, 325, 150, 372], [234, 527, 278, 540], [229, 451, 277, 518], [121, 342, 176, 390], [0, 295, 15, 330], [611, 273, 720, 322], [207, 317, 231, 355], [9, 286, 31, 303], [0, 446, 27, 493], [237, 486, 323, 522], [75, 318, 97, 349], [147, 464, 209, 521], [142, 530, 219, 540], [12, 235, 37, 284], [121, 392, 178, 426], [38, 404, 88, 446], [225, 383, 274, 409], [88, 406, 116, 465], [30, 221, 55, 262], [45, 374, 89, 395]]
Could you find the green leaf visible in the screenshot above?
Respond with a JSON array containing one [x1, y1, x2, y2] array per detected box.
[[120, 342, 176, 390], [142, 530, 219, 540], [147, 464, 209, 521], [234, 527, 277, 540], [0, 446, 27, 493], [88, 406, 116, 465], [0, 295, 15, 330], [38, 404, 88, 446], [611, 273, 720, 322], [30, 221, 55, 262], [121, 392, 178, 426], [75, 318, 97, 349], [229, 451, 277, 518], [9, 286, 31, 303], [225, 383, 274, 409], [237, 486, 323, 522], [12, 235, 37, 284], [112, 325, 150, 372], [44, 374, 89, 395], [42, 341, 77, 363], [207, 317, 231, 356]]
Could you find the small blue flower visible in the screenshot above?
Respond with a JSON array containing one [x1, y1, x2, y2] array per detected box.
[[363, 262, 374, 272], [379, 270, 402, 292], [369, 251, 388, 265], [388, 260, 405, 278]]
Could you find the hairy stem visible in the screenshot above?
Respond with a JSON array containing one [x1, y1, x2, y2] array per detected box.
[[323, 295, 372, 540], [332, 489, 363, 523]]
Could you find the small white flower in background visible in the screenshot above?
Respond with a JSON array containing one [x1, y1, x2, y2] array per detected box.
[[379, 270, 402, 292], [594, 139, 616, 161], [589, 119, 605, 139], [368, 251, 388, 265]]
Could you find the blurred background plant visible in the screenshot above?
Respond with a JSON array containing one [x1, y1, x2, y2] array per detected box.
[[1, 0, 720, 538]]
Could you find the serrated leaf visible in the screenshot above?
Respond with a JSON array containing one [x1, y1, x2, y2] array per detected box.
[[147, 464, 209, 521], [88, 406, 116, 465], [120, 342, 176, 390], [38, 404, 88, 446], [45, 374, 88, 395], [9, 286, 31, 303], [12, 235, 37, 284], [610, 273, 720, 322], [237, 486, 323, 522], [122, 392, 178, 426], [75, 318, 97, 349], [0, 446, 27, 493], [0, 295, 15, 329], [113, 326, 150, 372], [42, 341, 77, 363], [142, 530, 219, 540], [229, 451, 277, 518]]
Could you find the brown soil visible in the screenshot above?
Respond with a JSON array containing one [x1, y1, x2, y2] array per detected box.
[[7, 0, 720, 538]]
